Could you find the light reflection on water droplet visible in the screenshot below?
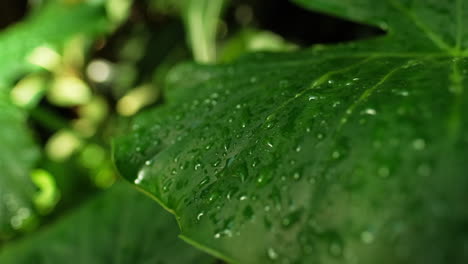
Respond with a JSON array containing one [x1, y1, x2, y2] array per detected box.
[[412, 138, 426, 150], [364, 108, 377, 115], [134, 170, 145, 184], [332, 151, 341, 159], [197, 212, 204, 221], [293, 172, 301, 180], [378, 167, 390, 178], [267, 247, 279, 260], [361, 230, 375, 244]]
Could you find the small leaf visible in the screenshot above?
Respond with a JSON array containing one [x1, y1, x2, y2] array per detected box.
[[0, 1, 108, 87]]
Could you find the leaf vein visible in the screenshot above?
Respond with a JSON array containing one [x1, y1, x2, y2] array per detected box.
[[388, 0, 454, 53]]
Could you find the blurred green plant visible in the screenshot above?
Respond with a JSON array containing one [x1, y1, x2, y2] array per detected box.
[[0, 0, 252, 255]]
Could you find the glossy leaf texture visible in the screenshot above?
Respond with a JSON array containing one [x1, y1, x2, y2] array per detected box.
[[114, 1, 468, 263], [0, 92, 39, 239], [0, 183, 215, 264], [0, 0, 108, 87]]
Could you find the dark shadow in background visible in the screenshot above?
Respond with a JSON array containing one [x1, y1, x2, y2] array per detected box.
[[0, 0, 28, 30], [228, 0, 384, 45]]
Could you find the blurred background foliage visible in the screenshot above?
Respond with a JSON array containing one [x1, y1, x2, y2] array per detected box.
[[0, 0, 380, 255]]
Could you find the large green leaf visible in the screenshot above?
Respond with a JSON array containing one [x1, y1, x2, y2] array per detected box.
[[0, 92, 39, 239], [0, 183, 215, 264], [0, 0, 108, 87], [114, 1, 468, 263]]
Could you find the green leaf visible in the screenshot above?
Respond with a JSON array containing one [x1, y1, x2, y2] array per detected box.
[[0, 183, 215, 264], [0, 92, 39, 239], [0, 1, 107, 87], [114, 1, 468, 263]]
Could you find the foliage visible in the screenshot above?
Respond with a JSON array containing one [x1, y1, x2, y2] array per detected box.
[[115, 0, 468, 263], [1, 0, 467, 264], [0, 182, 214, 263]]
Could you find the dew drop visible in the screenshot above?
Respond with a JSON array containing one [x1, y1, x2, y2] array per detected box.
[[197, 211, 204, 221], [239, 195, 248, 201], [134, 170, 145, 184], [378, 167, 390, 178], [293, 172, 301, 181], [199, 176, 210, 186], [267, 247, 279, 260], [399, 90, 409, 96], [412, 138, 426, 150], [361, 230, 375, 244], [364, 108, 377, 115], [332, 151, 341, 159], [266, 122, 275, 129], [212, 159, 221, 167]]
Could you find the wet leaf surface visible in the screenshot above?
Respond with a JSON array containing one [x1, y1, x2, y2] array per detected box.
[[114, 1, 468, 263]]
